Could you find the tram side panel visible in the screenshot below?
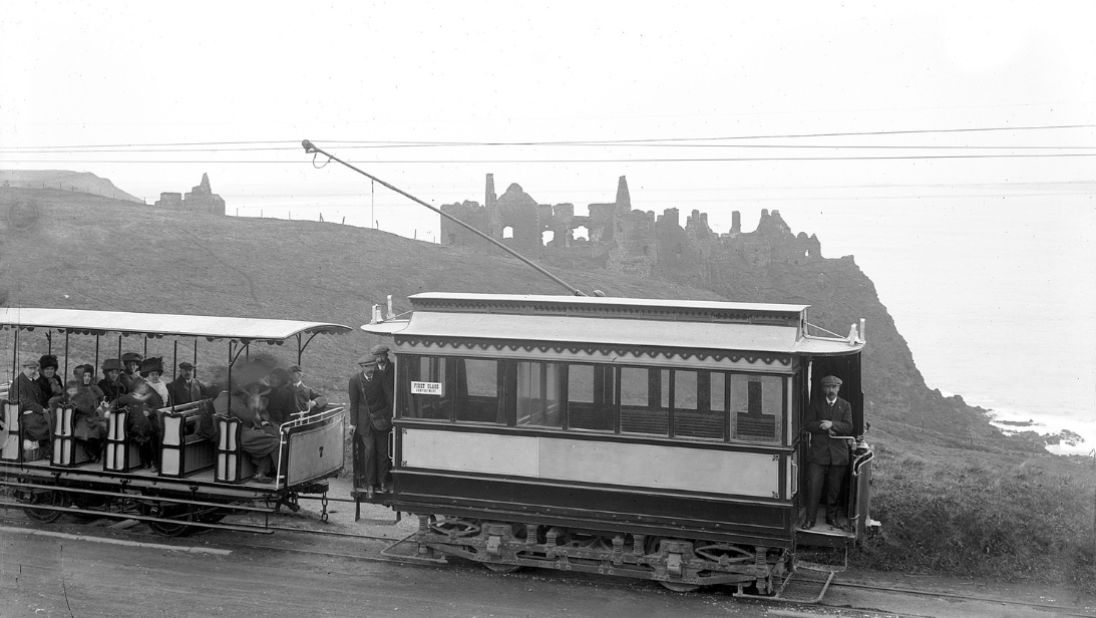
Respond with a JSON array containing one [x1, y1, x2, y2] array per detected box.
[[387, 353, 800, 550], [393, 425, 796, 548]]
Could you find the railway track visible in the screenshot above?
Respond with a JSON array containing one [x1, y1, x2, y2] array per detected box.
[[3, 513, 1092, 618]]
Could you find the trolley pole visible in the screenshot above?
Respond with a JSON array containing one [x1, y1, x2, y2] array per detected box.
[[301, 140, 587, 297]]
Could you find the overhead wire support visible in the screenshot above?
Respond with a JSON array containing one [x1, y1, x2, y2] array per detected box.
[[300, 140, 586, 297]]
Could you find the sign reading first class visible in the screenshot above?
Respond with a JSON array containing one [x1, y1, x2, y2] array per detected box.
[[411, 381, 444, 396]]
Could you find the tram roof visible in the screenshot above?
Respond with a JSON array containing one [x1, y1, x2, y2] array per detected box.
[[0, 308, 352, 341], [409, 293, 810, 316], [391, 312, 862, 355], [367, 294, 864, 356]]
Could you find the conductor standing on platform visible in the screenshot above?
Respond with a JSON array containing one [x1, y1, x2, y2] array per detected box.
[[804, 375, 853, 529], [349, 352, 393, 499]]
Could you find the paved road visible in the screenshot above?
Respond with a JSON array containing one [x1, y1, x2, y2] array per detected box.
[[1, 482, 1090, 618]]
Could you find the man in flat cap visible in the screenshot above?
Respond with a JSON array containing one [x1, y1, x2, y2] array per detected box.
[[349, 353, 393, 498], [170, 361, 208, 406], [286, 365, 327, 417], [14, 359, 52, 452], [371, 344, 395, 396], [803, 375, 854, 530]]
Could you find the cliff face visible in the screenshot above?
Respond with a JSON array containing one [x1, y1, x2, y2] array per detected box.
[[441, 176, 1002, 446]]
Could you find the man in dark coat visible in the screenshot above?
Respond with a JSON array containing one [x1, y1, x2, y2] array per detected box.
[[372, 344, 395, 396], [169, 362, 208, 405], [803, 375, 854, 529], [349, 353, 393, 498], [14, 359, 52, 445]]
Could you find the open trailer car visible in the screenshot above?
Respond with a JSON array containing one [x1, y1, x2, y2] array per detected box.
[[361, 292, 877, 594], [0, 308, 350, 536]]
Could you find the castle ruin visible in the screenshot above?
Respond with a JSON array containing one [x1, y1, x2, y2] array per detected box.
[[154, 173, 226, 215], [440, 175, 823, 282]]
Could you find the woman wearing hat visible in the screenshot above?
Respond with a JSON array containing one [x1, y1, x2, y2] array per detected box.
[[140, 357, 171, 408], [49, 378, 108, 462], [98, 359, 128, 403], [35, 354, 64, 410], [117, 379, 162, 469]]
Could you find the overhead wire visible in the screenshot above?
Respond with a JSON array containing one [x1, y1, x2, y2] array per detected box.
[[2, 123, 1094, 152]]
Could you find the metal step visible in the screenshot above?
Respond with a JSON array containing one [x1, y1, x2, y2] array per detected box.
[[735, 568, 835, 604]]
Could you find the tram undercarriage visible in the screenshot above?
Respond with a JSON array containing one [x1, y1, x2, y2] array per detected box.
[[405, 514, 790, 594]]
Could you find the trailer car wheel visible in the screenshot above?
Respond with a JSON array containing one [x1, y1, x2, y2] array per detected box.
[[22, 490, 69, 524], [483, 563, 522, 574], [142, 502, 195, 537]]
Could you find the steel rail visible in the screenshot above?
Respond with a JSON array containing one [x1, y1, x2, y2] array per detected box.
[[829, 580, 1094, 616], [0, 479, 280, 513], [301, 139, 587, 297], [0, 500, 274, 534]]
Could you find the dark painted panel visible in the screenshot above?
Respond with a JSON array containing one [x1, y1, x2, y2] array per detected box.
[[393, 471, 795, 547]]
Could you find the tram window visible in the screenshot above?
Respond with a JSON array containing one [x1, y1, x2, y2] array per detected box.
[[454, 359, 503, 424], [567, 364, 615, 431], [729, 374, 783, 443], [516, 361, 562, 427], [404, 356, 451, 421], [620, 367, 669, 436], [674, 370, 726, 440]]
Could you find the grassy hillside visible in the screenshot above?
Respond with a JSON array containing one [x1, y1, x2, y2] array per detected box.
[[1, 187, 1092, 595]]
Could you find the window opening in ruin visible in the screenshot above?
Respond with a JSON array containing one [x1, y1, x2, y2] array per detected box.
[[503, 226, 514, 239], [542, 230, 555, 246], [573, 225, 589, 241]]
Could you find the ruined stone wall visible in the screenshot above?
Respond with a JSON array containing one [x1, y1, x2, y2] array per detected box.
[[153, 173, 225, 215], [439, 174, 826, 282]]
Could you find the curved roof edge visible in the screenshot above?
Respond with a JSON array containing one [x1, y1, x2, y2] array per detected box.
[[0, 308, 352, 341]]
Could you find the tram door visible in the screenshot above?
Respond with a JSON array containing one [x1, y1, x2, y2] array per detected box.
[[800, 353, 864, 526]]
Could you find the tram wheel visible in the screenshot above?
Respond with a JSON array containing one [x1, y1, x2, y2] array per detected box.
[[482, 562, 522, 574], [22, 490, 70, 524], [142, 502, 195, 537], [657, 580, 700, 593]]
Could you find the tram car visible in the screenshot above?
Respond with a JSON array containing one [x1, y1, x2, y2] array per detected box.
[[361, 292, 876, 593], [0, 308, 350, 536]]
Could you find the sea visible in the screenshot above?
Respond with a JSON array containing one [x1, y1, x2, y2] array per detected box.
[[226, 191, 1096, 456]]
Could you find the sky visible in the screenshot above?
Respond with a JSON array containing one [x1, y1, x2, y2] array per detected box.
[[1, 1, 1094, 448]]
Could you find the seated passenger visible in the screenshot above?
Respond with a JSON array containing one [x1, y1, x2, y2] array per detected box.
[[169, 361, 209, 406], [98, 358, 128, 403], [14, 359, 51, 451], [212, 382, 280, 483], [140, 357, 171, 408], [285, 365, 328, 418], [35, 354, 64, 409], [49, 379, 108, 462], [263, 368, 293, 426], [119, 352, 143, 391], [117, 379, 163, 469]]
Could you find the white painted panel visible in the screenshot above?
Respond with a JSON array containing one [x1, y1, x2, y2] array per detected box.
[[539, 439, 779, 498], [403, 429, 540, 477]]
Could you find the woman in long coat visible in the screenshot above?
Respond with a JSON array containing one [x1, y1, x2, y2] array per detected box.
[[117, 379, 164, 469]]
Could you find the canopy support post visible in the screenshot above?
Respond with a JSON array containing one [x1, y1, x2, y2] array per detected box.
[[11, 326, 18, 384], [94, 335, 100, 372], [46, 331, 52, 356], [173, 340, 178, 383], [298, 332, 322, 364], [117, 335, 122, 362], [64, 331, 70, 380]]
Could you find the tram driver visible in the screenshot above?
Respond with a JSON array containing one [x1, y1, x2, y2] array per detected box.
[[803, 375, 853, 530]]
